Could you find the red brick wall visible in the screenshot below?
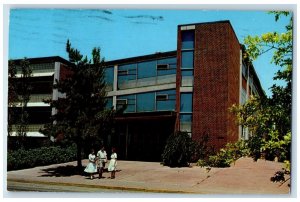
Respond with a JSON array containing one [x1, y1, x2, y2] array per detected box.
[[175, 28, 182, 131], [59, 63, 73, 81], [192, 22, 240, 151]]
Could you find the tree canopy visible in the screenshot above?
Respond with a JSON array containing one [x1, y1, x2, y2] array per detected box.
[[230, 12, 292, 162], [42, 40, 116, 169]]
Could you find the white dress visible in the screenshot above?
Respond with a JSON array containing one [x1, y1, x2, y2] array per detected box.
[[108, 153, 117, 172], [84, 154, 97, 173]]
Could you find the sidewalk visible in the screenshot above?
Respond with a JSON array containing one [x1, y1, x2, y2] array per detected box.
[[6, 157, 290, 195]]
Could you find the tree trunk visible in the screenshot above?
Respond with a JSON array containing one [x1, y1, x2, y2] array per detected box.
[[76, 140, 82, 170]]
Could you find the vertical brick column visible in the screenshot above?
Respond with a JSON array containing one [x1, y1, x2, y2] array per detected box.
[[192, 22, 240, 151], [175, 27, 182, 132]]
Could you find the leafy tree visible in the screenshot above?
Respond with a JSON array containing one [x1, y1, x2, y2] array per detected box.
[[230, 12, 292, 162], [8, 59, 32, 148], [16, 59, 32, 139], [8, 60, 18, 136], [41, 40, 116, 169]]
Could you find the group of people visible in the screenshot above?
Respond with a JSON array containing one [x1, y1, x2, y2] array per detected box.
[[84, 146, 117, 180]]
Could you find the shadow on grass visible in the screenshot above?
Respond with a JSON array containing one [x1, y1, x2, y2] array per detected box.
[[38, 165, 86, 177]]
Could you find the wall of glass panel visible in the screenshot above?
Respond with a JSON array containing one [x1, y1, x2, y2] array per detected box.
[[117, 64, 137, 89], [156, 89, 176, 111], [137, 61, 156, 79], [116, 94, 136, 112], [241, 88, 247, 104], [157, 58, 177, 76], [136, 92, 155, 112], [181, 30, 195, 87], [105, 66, 114, 91], [180, 93, 193, 132], [115, 89, 176, 113], [106, 97, 113, 109], [116, 57, 177, 90]]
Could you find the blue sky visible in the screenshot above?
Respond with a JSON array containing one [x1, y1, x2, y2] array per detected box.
[[8, 9, 291, 97]]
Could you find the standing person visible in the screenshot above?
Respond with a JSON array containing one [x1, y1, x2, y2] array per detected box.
[[97, 146, 107, 179], [84, 149, 97, 180], [108, 147, 117, 179]]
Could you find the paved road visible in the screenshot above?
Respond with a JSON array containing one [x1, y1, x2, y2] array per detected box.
[[7, 181, 141, 193]]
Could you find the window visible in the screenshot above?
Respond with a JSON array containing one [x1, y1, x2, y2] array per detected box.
[[117, 95, 136, 112], [242, 63, 248, 78], [180, 114, 192, 132], [156, 64, 169, 70], [156, 94, 168, 101], [136, 92, 155, 112], [181, 30, 195, 49], [156, 90, 176, 111], [138, 60, 156, 79], [118, 69, 128, 76], [116, 99, 127, 105], [181, 51, 194, 69], [241, 88, 247, 104], [180, 93, 193, 112]]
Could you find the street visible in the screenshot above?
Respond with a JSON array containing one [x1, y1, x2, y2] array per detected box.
[[7, 180, 141, 193]]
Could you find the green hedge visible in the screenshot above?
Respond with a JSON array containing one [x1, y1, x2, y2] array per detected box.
[[7, 144, 77, 171]]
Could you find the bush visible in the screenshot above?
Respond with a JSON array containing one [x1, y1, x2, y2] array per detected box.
[[197, 140, 249, 168], [7, 144, 77, 171], [161, 131, 196, 167]]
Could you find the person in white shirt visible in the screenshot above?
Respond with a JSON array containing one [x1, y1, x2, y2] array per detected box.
[[97, 146, 107, 179]]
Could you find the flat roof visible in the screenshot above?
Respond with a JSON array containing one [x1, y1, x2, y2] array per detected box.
[[11, 56, 72, 66], [104, 51, 177, 66]]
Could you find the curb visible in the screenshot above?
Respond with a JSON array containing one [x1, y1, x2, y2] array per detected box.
[[7, 179, 198, 194]]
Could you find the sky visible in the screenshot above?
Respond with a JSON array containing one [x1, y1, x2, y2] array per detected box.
[[8, 8, 291, 97]]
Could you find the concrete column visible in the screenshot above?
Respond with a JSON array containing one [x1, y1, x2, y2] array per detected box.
[[52, 62, 60, 116], [239, 50, 243, 139], [112, 65, 118, 109]]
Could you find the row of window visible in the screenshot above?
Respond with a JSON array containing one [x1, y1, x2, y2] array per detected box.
[[179, 30, 195, 132], [107, 89, 177, 113], [104, 57, 177, 88]]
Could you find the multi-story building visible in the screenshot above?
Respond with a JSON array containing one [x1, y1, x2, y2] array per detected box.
[[9, 20, 264, 160], [8, 56, 72, 147]]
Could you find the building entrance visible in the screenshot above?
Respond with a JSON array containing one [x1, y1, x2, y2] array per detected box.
[[113, 111, 176, 162]]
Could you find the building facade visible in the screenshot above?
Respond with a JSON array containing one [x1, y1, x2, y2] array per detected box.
[[9, 21, 264, 160]]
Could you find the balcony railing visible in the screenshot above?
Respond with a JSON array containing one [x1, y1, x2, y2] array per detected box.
[[118, 74, 176, 90], [11, 124, 45, 132], [29, 94, 52, 103]]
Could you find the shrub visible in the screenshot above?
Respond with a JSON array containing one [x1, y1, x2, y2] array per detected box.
[[7, 144, 77, 171], [197, 140, 249, 168], [161, 131, 196, 167]]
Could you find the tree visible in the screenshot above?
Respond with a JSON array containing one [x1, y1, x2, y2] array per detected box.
[[16, 59, 32, 139], [42, 40, 116, 170], [230, 12, 292, 162], [8, 59, 32, 148], [8, 60, 18, 136]]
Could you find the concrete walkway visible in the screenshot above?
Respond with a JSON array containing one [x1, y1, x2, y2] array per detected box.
[[6, 157, 290, 195]]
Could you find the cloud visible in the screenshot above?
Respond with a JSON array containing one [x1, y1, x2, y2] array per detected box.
[[102, 10, 113, 15], [130, 21, 157, 25], [87, 15, 113, 22], [124, 15, 164, 21]]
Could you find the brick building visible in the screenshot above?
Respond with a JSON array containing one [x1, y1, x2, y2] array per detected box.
[[9, 20, 264, 160]]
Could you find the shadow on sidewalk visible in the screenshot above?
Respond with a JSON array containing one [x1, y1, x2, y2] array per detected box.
[[38, 165, 85, 177], [38, 166, 123, 178]]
